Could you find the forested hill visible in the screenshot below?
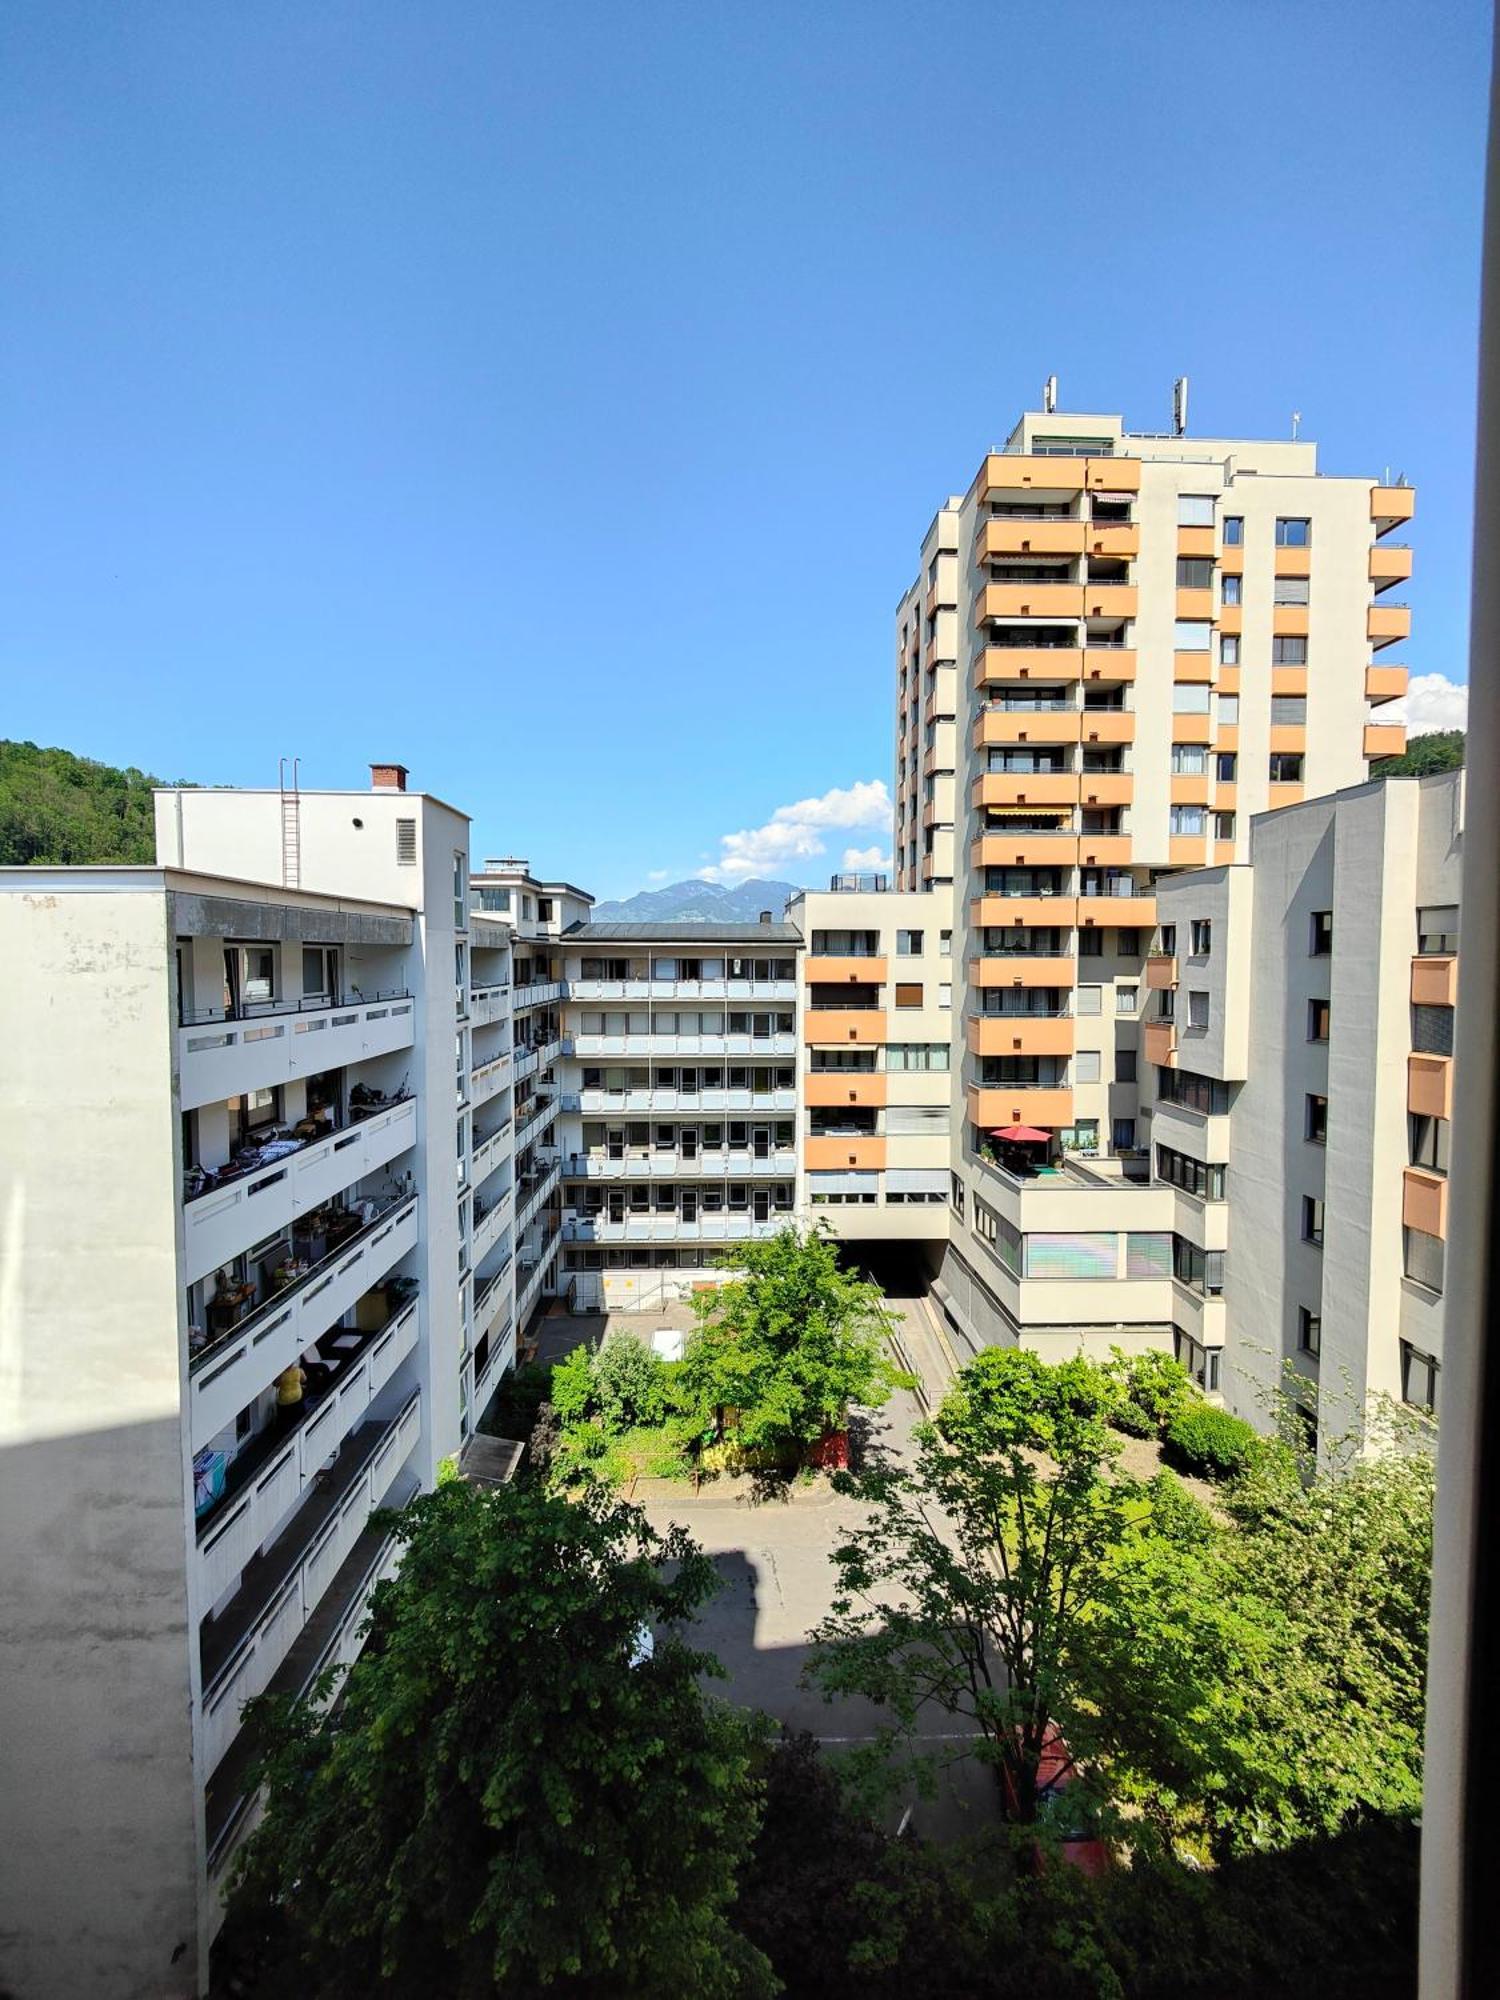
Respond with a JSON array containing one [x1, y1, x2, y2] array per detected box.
[[0, 740, 192, 865], [1376, 729, 1465, 777]]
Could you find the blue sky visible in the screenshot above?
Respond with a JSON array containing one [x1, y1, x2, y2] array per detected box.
[[2, 1, 1489, 899]]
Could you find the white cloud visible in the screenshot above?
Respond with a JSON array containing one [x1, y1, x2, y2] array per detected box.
[[646, 868, 670, 882], [1389, 672, 1468, 735], [842, 844, 894, 872], [697, 779, 893, 885]]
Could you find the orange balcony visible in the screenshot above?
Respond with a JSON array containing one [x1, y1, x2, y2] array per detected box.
[[1370, 543, 1414, 591], [1371, 485, 1416, 534], [1271, 666, 1308, 697], [970, 896, 1076, 929], [1143, 1020, 1177, 1067], [977, 517, 1086, 559], [1411, 954, 1458, 1007], [1177, 526, 1216, 559], [803, 1009, 888, 1045], [803, 1073, 887, 1109], [1369, 603, 1412, 648], [1364, 723, 1407, 760], [1272, 605, 1310, 637], [974, 708, 1083, 748], [1408, 1053, 1453, 1121], [804, 955, 887, 985], [1175, 588, 1215, 620], [1078, 710, 1136, 746], [1267, 785, 1304, 812], [967, 1015, 1075, 1059], [1174, 652, 1214, 683], [1273, 547, 1313, 578], [972, 772, 1080, 811], [1079, 774, 1133, 808], [1085, 458, 1141, 491], [1170, 774, 1211, 806], [1082, 647, 1136, 681], [1145, 954, 1177, 990], [1076, 895, 1155, 930], [968, 1085, 1074, 1131], [1087, 521, 1140, 559], [973, 646, 1084, 688], [1269, 724, 1307, 755], [1402, 1166, 1448, 1240], [976, 582, 1084, 622], [1083, 582, 1138, 618], [1173, 717, 1213, 746], [1366, 664, 1409, 704], [1077, 833, 1133, 866], [971, 955, 1077, 989], [976, 454, 1088, 498], [805, 1136, 887, 1172], [972, 833, 1080, 869], [1169, 835, 1208, 865]]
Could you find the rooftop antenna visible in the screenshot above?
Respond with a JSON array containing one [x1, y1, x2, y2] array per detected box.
[[1291, 410, 1302, 439], [1172, 375, 1189, 437], [1043, 373, 1058, 414]]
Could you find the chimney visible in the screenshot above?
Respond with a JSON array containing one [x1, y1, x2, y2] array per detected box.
[[759, 909, 772, 926], [370, 762, 409, 792]]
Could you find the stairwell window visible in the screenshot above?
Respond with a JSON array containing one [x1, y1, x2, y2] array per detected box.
[[1308, 998, 1330, 1041], [1306, 1094, 1329, 1144], [1401, 1340, 1440, 1412], [1302, 1196, 1325, 1245], [1187, 990, 1209, 1030], [1299, 1307, 1322, 1355], [1310, 911, 1333, 955], [1190, 920, 1212, 957]]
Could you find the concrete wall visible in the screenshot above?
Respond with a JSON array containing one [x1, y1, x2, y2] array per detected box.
[[0, 885, 199, 1999]]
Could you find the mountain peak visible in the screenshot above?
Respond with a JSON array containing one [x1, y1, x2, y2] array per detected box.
[[586, 877, 803, 924]]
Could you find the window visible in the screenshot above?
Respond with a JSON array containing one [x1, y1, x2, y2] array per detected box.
[[1158, 1066, 1230, 1115], [1026, 1232, 1118, 1280], [1220, 573, 1242, 607], [1302, 1196, 1325, 1245], [1075, 985, 1102, 1016], [1404, 1227, 1445, 1295], [1418, 905, 1459, 955], [938, 982, 952, 1011], [1127, 1232, 1173, 1278], [1159, 924, 1177, 955], [1117, 1047, 1138, 1083], [1220, 633, 1240, 665], [1177, 557, 1214, 588], [1410, 1113, 1451, 1175], [1217, 694, 1240, 725], [1190, 919, 1212, 957], [1172, 743, 1208, 775], [1174, 619, 1213, 651], [1413, 1005, 1455, 1057], [1299, 1307, 1322, 1355], [537, 896, 554, 922], [1173, 1238, 1225, 1295], [1213, 812, 1237, 840], [950, 1174, 966, 1221], [1222, 516, 1244, 546], [1173, 682, 1211, 713], [887, 1043, 950, 1071], [940, 928, 952, 957], [1272, 576, 1311, 607], [1078, 928, 1103, 959], [1305, 1094, 1328, 1144], [1269, 753, 1304, 783], [1170, 805, 1206, 835], [302, 945, 338, 1003], [1187, 990, 1209, 1029], [1310, 910, 1333, 955], [1113, 1117, 1137, 1152], [1400, 1341, 1439, 1412], [1271, 695, 1307, 726], [1117, 984, 1138, 1013], [1157, 1145, 1227, 1200], [1075, 1050, 1101, 1083], [894, 982, 922, 1008], [1272, 635, 1308, 665], [1216, 751, 1238, 782], [896, 929, 924, 955], [1178, 494, 1216, 526], [1275, 517, 1312, 547], [1308, 997, 1330, 1041]]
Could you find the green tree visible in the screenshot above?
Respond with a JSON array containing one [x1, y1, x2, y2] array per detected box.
[[230, 1479, 774, 1998], [0, 739, 194, 864], [679, 1227, 908, 1463], [1376, 727, 1465, 776]]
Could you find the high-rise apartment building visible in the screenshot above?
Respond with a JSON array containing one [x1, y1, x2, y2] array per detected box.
[[886, 406, 1416, 1367]]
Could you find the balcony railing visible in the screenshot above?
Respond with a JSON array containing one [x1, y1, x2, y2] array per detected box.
[[181, 987, 411, 1029], [178, 996, 417, 1114]]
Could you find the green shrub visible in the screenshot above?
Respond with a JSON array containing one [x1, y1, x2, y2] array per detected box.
[[1110, 1398, 1155, 1438], [550, 1346, 596, 1424], [1111, 1347, 1196, 1431], [1164, 1404, 1259, 1481], [591, 1333, 670, 1431]]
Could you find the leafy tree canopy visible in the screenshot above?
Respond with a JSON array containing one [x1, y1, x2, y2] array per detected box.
[[230, 1479, 774, 1998], [0, 739, 194, 865], [1377, 727, 1465, 777]]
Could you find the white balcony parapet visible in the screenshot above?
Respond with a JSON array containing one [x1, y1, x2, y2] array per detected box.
[[566, 1088, 798, 1115], [562, 1215, 787, 1244], [195, 1297, 420, 1611], [178, 995, 416, 1113], [513, 979, 565, 1010], [472, 1187, 515, 1264], [470, 1047, 512, 1108], [182, 1097, 417, 1288], [516, 1160, 561, 1234], [566, 978, 797, 1003], [568, 1033, 798, 1059], [513, 1095, 559, 1151], [189, 1197, 420, 1449], [562, 1150, 796, 1180], [475, 1259, 514, 1339], [472, 1120, 513, 1186], [469, 983, 512, 1028]]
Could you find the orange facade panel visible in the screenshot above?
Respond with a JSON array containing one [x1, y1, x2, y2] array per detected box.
[[803, 1009, 888, 1045], [1366, 664, 1409, 704], [803, 1073, 888, 1109], [977, 582, 1084, 622], [1218, 545, 1245, 575], [1077, 834, 1133, 867], [1411, 954, 1458, 1008], [805, 1136, 888, 1173], [1177, 526, 1216, 559], [970, 896, 1077, 929], [1368, 603, 1411, 648], [1175, 588, 1215, 621], [1170, 775, 1211, 806], [1173, 652, 1214, 683], [1213, 840, 1236, 865], [1217, 666, 1241, 695], [1078, 710, 1135, 746], [1082, 648, 1136, 682], [1087, 522, 1140, 559], [972, 772, 1080, 811], [1172, 717, 1213, 746], [968, 1085, 1074, 1131], [1370, 543, 1414, 588], [1168, 835, 1208, 866], [1076, 895, 1155, 930], [1085, 457, 1141, 491], [973, 647, 1084, 688], [977, 454, 1087, 497], [1083, 583, 1138, 618], [1273, 547, 1313, 578], [971, 955, 1078, 990], [1218, 605, 1243, 636], [1364, 723, 1407, 760], [1371, 484, 1416, 532], [1217, 728, 1240, 754], [1142, 1020, 1177, 1068], [1268, 725, 1308, 755], [1267, 784, 1304, 811], [1272, 605, 1310, 637], [1270, 666, 1309, 697], [974, 709, 1083, 749], [804, 955, 888, 985], [972, 834, 1080, 869], [967, 1015, 1075, 1059], [1402, 1166, 1448, 1240], [1145, 954, 1177, 990], [1407, 1053, 1453, 1122], [1079, 773, 1133, 808], [978, 518, 1086, 559]]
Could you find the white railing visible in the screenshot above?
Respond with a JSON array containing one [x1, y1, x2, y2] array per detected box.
[[189, 1198, 419, 1449], [513, 979, 566, 1009], [563, 1215, 787, 1244], [475, 1261, 514, 1338], [566, 978, 796, 1002], [513, 1096, 559, 1150], [562, 1150, 796, 1180], [470, 1047, 511, 1107], [516, 1161, 561, 1232], [178, 996, 416, 1113], [469, 983, 512, 1027], [568, 1033, 798, 1059], [472, 1189, 514, 1264], [565, 1088, 798, 1115], [195, 1298, 420, 1608], [183, 1097, 417, 1287], [472, 1121, 512, 1185]]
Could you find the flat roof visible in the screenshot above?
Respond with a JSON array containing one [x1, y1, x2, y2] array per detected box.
[[0, 863, 416, 918], [563, 920, 803, 945]]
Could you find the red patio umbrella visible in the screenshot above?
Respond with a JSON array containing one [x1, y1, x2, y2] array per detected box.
[[991, 1125, 1051, 1143]]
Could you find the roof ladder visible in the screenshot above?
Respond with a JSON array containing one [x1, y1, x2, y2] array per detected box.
[[279, 756, 301, 889]]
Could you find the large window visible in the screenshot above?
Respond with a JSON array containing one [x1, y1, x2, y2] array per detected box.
[[1178, 494, 1216, 527], [1174, 621, 1213, 651], [1275, 517, 1312, 547], [1025, 1233, 1119, 1280], [1156, 1144, 1226, 1200], [1172, 743, 1208, 775], [1273, 577, 1311, 606], [886, 1043, 950, 1071], [1170, 805, 1207, 835], [1173, 682, 1212, 713], [1157, 1066, 1231, 1116], [1272, 635, 1308, 664]]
